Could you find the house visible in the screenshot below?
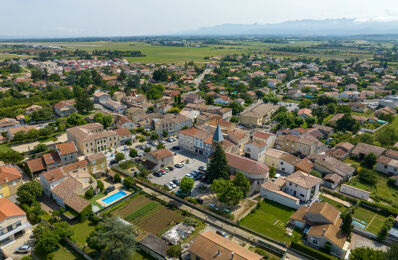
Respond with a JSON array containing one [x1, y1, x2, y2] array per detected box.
[[351, 142, 386, 159], [54, 99, 76, 117], [115, 128, 133, 144], [252, 131, 276, 148], [240, 102, 279, 127], [86, 152, 107, 178], [116, 117, 136, 130], [339, 91, 360, 100], [7, 125, 37, 139], [152, 114, 192, 135], [225, 152, 269, 192], [323, 173, 343, 189], [312, 124, 333, 138], [67, 123, 120, 155], [189, 230, 262, 260], [0, 165, 23, 198], [213, 108, 233, 120], [275, 134, 327, 157], [327, 113, 344, 127], [226, 129, 250, 154], [0, 198, 31, 247], [289, 202, 349, 258], [25, 105, 42, 114], [214, 96, 232, 105], [348, 102, 367, 113], [244, 140, 267, 162], [40, 168, 66, 196], [55, 142, 78, 165], [93, 91, 111, 104], [184, 93, 204, 104], [125, 107, 145, 122], [376, 149, 398, 175], [313, 155, 355, 181], [267, 79, 281, 88], [297, 108, 313, 118], [295, 157, 314, 173], [145, 149, 174, 172], [375, 106, 396, 117], [264, 148, 286, 169], [260, 170, 322, 206], [105, 100, 127, 114], [138, 233, 168, 260], [112, 91, 126, 102], [279, 153, 301, 174], [326, 142, 354, 161]]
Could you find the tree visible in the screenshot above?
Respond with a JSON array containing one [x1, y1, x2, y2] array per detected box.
[[206, 143, 230, 183], [113, 173, 121, 183], [53, 221, 73, 239], [180, 177, 194, 195], [230, 115, 239, 123], [362, 152, 377, 168], [269, 167, 276, 178], [17, 181, 43, 205], [123, 177, 135, 190], [66, 113, 86, 126], [327, 103, 337, 114], [341, 210, 353, 236], [156, 143, 165, 149], [232, 172, 250, 197], [85, 187, 94, 199], [33, 224, 60, 253], [309, 170, 322, 178], [377, 128, 397, 147], [336, 113, 359, 133], [167, 245, 182, 257], [94, 113, 113, 129], [97, 180, 104, 192], [286, 68, 295, 81], [74, 86, 94, 114], [86, 216, 136, 260], [385, 243, 398, 259], [211, 179, 243, 206], [115, 152, 125, 162], [152, 68, 168, 82], [349, 247, 385, 260], [298, 99, 312, 109], [377, 215, 394, 242], [162, 130, 168, 138], [129, 148, 138, 158], [229, 103, 244, 115]]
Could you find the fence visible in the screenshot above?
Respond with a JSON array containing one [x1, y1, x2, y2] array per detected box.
[[95, 186, 141, 214], [353, 226, 377, 240]]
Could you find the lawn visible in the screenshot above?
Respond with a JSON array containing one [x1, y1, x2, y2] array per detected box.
[[352, 206, 388, 234], [347, 174, 398, 206], [240, 199, 298, 243], [89, 192, 106, 208], [0, 144, 13, 153], [70, 220, 96, 247], [319, 195, 347, 212]]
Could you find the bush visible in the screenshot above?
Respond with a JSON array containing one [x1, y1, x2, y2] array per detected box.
[[358, 168, 377, 185], [84, 187, 94, 199], [167, 245, 182, 257], [89, 214, 100, 224], [119, 160, 134, 170], [290, 241, 334, 260], [114, 173, 121, 183], [310, 170, 322, 178], [183, 217, 197, 226], [187, 197, 198, 204], [123, 177, 135, 190], [97, 180, 104, 192], [254, 247, 269, 258]]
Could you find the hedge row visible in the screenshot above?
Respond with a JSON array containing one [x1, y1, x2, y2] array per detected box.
[[359, 200, 398, 216], [290, 241, 335, 260]]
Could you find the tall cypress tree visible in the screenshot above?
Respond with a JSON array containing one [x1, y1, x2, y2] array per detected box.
[[206, 143, 230, 183]]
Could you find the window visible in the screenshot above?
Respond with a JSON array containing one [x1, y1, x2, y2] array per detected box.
[[312, 239, 318, 245], [7, 225, 12, 232], [12, 181, 16, 186], [15, 221, 21, 227]]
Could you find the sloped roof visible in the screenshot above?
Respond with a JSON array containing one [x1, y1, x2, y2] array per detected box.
[[212, 124, 224, 142], [225, 152, 269, 177], [286, 171, 322, 189], [0, 198, 26, 221]]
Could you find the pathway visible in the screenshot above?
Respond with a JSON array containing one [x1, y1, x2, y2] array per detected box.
[[322, 193, 352, 207]]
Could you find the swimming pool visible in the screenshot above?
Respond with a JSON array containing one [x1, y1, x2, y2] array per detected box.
[[101, 190, 127, 204]]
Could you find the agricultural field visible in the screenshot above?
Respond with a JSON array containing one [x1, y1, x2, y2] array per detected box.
[[0, 39, 375, 64], [107, 193, 183, 234], [352, 206, 388, 234], [240, 199, 300, 243]]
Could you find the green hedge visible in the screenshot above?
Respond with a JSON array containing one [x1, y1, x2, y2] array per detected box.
[[290, 241, 335, 260], [359, 200, 398, 216]]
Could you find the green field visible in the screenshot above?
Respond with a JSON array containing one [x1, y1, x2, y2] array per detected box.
[[352, 206, 388, 234], [240, 199, 299, 243], [0, 39, 374, 64], [70, 220, 96, 247]]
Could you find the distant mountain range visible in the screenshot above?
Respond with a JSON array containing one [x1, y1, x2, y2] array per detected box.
[[179, 18, 398, 36]]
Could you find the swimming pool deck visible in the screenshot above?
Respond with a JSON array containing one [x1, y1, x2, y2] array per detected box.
[[97, 189, 131, 207]]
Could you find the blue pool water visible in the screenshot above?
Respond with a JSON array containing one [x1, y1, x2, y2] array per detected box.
[[102, 190, 127, 204], [352, 220, 366, 229]]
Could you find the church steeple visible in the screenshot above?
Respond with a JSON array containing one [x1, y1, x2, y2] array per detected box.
[[212, 124, 224, 146]]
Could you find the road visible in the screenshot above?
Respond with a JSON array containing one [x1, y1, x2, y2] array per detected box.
[[135, 182, 309, 260], [193, 68, 211, 89]]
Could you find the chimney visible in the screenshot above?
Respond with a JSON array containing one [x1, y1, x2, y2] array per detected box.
[[322, 228, 326, 236], [231, 252, 234, 260]]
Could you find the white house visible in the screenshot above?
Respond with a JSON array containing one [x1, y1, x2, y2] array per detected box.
[[278, 153, 300, 175], [244, 140, 267, 162]]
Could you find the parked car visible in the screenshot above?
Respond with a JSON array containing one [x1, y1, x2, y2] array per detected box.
[[175, 163, 184, 168], [223, 208, 232, 214], [216, 230, 228, 238], [185, 173, 193, 178], [153, 172, 161, 177], [16, 245, 31, 254], [169, 181, 177, 189], [168, 166, 174, 171], [209, 203, 218, 211], [105, 185, 115, 194], [159, 140, 166, 144], [196, 198, 203, 204], [172, 179, 181, 186], [164, 183, 173, 190], [198, 166, 207, 172], [172, 146, 180, 150], [151, 142, 158, 146], [109, 160, 117, 165]]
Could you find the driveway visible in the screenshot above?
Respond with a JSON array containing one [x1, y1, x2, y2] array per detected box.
[[2, 228, 34, 260], [349, 233, 389, 252]]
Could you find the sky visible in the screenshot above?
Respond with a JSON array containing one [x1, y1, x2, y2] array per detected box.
[[1, 0, 398, 38]]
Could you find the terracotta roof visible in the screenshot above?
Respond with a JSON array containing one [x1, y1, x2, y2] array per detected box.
[[86, 152, 105, 162], [290, 205, 309, 222], [115, 128, 131, 137], [225, 152, 269, 177], [253, 131, 273, 141], [323, 173, 342, 184], [0, 166, 22, 185], [56, 142, 78, 156], [306, 202, 340, 224], [385, 149, 398, 160], [26, 158, 46, 173], [41, 168, 65, 183], [286, 171, 322, 189], [295, 157, 314, 173], [0, 198, 26, 221], [315, 155, 355, 178], [280, 153, 300, 166], [307, 217, 347, 248], [52, 177, 90, 213], [61, 160, 88, 173], [148, 149, 173, 160], [189, 231, 262, 260], [351, 142, 386, 157], [43, 152, 60, 166]]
